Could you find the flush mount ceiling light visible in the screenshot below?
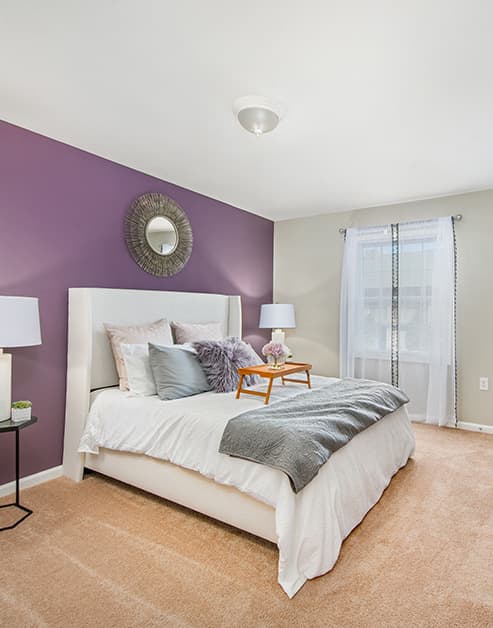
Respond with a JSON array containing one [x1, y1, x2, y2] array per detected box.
[[233, 96, 283, 136]]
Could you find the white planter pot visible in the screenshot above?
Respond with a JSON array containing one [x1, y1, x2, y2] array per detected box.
[[11, 407, 32, 422]]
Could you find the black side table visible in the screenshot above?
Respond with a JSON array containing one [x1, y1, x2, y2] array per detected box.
[[0, 416, 37, 531]]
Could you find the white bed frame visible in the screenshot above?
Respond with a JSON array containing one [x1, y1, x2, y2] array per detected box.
[[62, 288, 277, 543]]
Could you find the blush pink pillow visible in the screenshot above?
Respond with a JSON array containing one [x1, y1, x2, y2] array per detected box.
[[104, 319, 173, 390], [171, 321, 223, 344]]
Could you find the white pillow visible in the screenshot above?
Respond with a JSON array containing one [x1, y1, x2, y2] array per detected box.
[[121, 342, 198, 397], [121, 344, 156, 397]]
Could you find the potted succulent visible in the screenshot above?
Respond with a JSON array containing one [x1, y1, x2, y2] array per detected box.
[[262, 341, 292, 370], [11, 400, 32, 422]]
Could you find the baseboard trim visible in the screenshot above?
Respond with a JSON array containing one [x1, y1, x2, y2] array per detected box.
[[457, 421, 493, 435], [0, 465, 63, 498]]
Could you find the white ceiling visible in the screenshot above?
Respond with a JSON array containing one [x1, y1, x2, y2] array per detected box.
[[1, 1, 492, 221]]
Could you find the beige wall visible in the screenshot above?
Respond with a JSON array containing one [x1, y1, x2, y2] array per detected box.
[[274, 189, 493, 426]]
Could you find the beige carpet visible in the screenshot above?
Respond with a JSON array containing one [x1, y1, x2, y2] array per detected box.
[[1, 424, 492, 628]]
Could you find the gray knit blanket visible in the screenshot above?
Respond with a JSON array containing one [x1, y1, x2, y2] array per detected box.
[[219, 378, 409, 493]]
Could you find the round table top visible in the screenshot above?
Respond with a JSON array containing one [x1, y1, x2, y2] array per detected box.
[[0, 415, 38, 433]]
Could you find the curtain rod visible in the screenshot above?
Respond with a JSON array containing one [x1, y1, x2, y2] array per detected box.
[[338, 214, 463, 235]]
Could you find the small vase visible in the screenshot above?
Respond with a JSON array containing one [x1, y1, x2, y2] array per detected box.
[[268, 355, 285, 370]]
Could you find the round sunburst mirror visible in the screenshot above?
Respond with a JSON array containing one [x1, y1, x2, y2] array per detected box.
[[125, 193, 193, 276]]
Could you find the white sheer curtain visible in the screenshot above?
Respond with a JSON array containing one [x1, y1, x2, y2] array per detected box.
[[340, 225, 393, 384], [340, 217, 456, 427]]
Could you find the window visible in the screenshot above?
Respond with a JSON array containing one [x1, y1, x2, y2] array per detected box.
[[340, 218, 456, 425]]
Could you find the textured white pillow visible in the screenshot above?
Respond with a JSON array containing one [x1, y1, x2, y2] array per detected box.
[[121, 344, 156, 397], [171, 321, 223, 344]]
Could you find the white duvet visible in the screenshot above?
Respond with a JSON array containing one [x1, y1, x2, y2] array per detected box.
[[79, 376, 415, 597]]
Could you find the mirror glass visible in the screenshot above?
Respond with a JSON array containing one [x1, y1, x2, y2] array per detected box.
[[145, 216, 178, 256]]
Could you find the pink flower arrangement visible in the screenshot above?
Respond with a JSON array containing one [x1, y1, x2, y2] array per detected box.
[[262, 342, 291, 360]]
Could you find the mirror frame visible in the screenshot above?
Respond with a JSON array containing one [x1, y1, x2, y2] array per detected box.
[[125, 193, 193, 276]]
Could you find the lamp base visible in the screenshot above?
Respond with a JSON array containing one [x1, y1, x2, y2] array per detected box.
[[271, 329, 285, 344], [0, 349, 12, 421]]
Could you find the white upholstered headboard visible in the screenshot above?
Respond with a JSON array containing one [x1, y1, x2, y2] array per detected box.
[[63, 288, 242, 480]]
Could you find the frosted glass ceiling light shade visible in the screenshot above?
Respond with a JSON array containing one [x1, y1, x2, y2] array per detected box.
[[237, 107, 279, 136], [233, 96, 282, 135]]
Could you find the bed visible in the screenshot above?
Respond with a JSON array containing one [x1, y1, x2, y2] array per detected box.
[[63, 287, 415, 597]]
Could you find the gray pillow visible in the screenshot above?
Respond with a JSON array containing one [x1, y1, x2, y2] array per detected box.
[[148, 343, 211, 400], [193, 337, 264, 393]]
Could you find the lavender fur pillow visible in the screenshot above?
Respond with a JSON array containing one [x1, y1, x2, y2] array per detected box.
[[193, 337, 264, 393]]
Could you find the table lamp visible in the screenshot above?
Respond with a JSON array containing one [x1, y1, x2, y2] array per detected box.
[[259, 303, 296, 345], [0, 297, 42, 421]]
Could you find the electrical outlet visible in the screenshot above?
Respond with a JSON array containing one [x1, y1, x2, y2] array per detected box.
[[480, 377, 489, 391]]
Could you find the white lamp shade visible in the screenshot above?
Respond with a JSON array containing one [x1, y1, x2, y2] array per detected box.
[[259, 304, 296, 329], [0, 296, 42, 347]]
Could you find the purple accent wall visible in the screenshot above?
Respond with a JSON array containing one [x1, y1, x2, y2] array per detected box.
[[0, 120, 273, 485]]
